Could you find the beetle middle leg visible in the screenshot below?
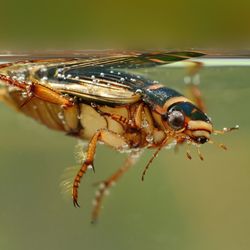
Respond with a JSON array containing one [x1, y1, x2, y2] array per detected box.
[[72, 129, 129, 207]]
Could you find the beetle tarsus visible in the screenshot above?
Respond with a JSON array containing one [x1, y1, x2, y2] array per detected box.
[[91, 152, 137, 222]]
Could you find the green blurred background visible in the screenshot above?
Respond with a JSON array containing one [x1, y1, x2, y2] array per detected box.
[[0, 0, 250, 249], [0, 0, 250, 49]]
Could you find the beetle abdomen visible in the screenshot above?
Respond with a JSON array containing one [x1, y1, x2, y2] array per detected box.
[[5, 90, 128, 141]]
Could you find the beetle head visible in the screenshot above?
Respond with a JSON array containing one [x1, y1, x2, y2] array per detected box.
[[162, 101, 212, 144]]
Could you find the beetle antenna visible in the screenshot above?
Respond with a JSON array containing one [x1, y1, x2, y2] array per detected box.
[[186, 149, 192, 160], [213, 125, 239, 135], [185, 141, 192, 160], [141, 136, 169, 181], [195, 145, 204, 160], [208, 140, 227, 150]]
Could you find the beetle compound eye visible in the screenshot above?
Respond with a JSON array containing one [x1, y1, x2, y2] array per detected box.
[[166, 110, 185, 130], [196, 136, 208, 144]]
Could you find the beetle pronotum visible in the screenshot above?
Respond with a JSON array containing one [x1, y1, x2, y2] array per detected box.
[[0, 51, 238, 222]]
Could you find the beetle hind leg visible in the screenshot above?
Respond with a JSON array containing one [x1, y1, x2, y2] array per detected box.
[[91, 151, 141, 223], [72, 129, 129, 208]]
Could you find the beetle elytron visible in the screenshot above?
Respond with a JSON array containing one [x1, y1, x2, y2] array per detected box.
[[0, 51, 238, 222]]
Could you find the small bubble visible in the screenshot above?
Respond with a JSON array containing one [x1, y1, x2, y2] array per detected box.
[[41, 76, 48, 82], [135, 89, 143, 94], [165, 140, 177, 149], [57, 111, 65, 123], [104, 189, 110, 196], [91, 102, 97, 108], [40, 67, 48, 72], [146, 134, 154, 143], [21, 92, 28, 98], [99, 182, 106, 190], [100, 72, 105, 77], [141, 119, 149, 128], [88, 164, 93, 170]]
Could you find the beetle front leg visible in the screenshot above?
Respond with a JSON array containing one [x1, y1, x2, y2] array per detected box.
[[184, 61, 206, 112], [72, 129, 129, 207]]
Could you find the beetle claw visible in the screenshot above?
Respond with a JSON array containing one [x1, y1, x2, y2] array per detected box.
[[73, 198, 80, 208]]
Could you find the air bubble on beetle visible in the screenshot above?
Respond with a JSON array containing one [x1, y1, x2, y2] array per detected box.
[[21, 92, 28, 98], [66, 74, 72, 79], [153, 80, 159, 84], [91, 75, 95, 79], [91, 102, 97, 108], [17, 75, 26, 82], [40, 67, 48, 73], [88, 164, 94, 171], [165, 140, 177, 149], [57, 111, 65, 122], [142, 119, 149, 128], [100, 72, 105, 77], [110, 70, 114, 74], [99, 182, 106, 190], [135, 89, 143, 94], [104, 189, 110, 196], [130, 78, 136, 82], [146, 134, 154, 143], [120, 77, 125, 82], [41, 76, 48, 82], [75, 76, 80, 80]]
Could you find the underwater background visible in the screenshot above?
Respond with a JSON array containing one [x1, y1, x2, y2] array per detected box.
[[0, 61, 249, 250]]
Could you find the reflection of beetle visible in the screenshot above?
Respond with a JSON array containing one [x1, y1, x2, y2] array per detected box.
[[0, 51, 238, 222]]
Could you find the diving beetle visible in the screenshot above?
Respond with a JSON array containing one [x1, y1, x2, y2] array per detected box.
[[0, 51, 238, 222]]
